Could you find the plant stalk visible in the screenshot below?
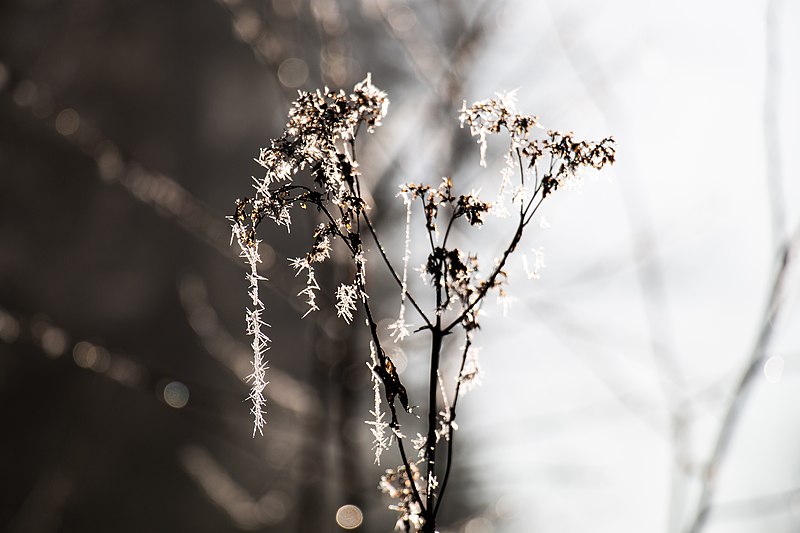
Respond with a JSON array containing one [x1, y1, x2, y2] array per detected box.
[[423, 321, 444, 531]]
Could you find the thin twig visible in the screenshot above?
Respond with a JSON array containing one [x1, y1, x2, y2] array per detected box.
[[362, 212, 433, 329], [362, 296, 428, 517], [684, 224, 799, 533], [764, 0, 787, 250], [444, 191, 545, 334], [434, 332, 471, 516]]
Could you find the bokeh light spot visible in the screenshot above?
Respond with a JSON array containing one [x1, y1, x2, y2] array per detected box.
[[494, 494, 517, 519], [233, 9, 261, 43], [0, 310, 20, 343], [12, 79, 37, 107], [465, 516, 493, 533], [41, 326, 68, 358], [73, 341, 98, 368], [387, 6, 416, 33], [95, 141, 124, 182], [55, 108, 80, 136], [335, 504, 363, 529], [763, 355, 784, 383], [388, 346, 407, 374], [278, 58, 309, 88], [72, 341, 110, 372], [163, 381, 190, 408]]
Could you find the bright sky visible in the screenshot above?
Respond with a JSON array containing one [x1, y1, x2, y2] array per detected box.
[[441, 1, 800, 532]]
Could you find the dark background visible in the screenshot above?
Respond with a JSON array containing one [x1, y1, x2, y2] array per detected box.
[[0, 1, 489, 531]]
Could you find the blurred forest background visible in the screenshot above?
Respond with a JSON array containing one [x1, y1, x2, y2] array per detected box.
[[1, 0, 799, 532]]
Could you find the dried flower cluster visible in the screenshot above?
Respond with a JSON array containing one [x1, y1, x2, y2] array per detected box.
[[380, 464, 428, 531], [231, 76, 614, 530], [460, 90, 615, 197], [230, 75, 388, 434]]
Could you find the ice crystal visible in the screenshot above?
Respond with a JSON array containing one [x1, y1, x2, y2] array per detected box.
[[522, 246, 546, 280], [230, 226, 270, 436], [434, 370, 454, 443], [388, 191, 414, 342], [289, 257, 321, 317], [366, 341, 392, 464], [496, 288, 516, 316], [335, 282, 359, 324], [458, 344, 482, 394], [411, 433, 427, 460]]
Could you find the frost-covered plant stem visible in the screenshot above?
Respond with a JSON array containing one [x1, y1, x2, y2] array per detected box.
[[424, 324, 444, 518], [231, 77, 614, 531], [361, 279, 425, 511]]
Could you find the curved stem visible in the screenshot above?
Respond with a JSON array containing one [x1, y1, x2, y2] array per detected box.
[[443, 193, 545, 334], [515, 148, 526, 218], [434, 333, 471, 516], [441, 211, 458, 249], [362, 289, 428, 519]]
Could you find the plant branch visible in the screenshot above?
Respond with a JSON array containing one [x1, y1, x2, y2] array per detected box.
[[434, 333, 471, 516], [684, 224, 799, 533], [415, 321, 446, 532], [362, 292, 428, 518], [444, 191, 545, 334]]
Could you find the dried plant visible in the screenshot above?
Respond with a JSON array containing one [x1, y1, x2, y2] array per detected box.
[[230, 76, 615, 531]]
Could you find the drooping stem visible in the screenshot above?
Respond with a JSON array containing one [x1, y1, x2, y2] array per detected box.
[[347, 139, 430, 521], [362, 294, 427, 516]]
